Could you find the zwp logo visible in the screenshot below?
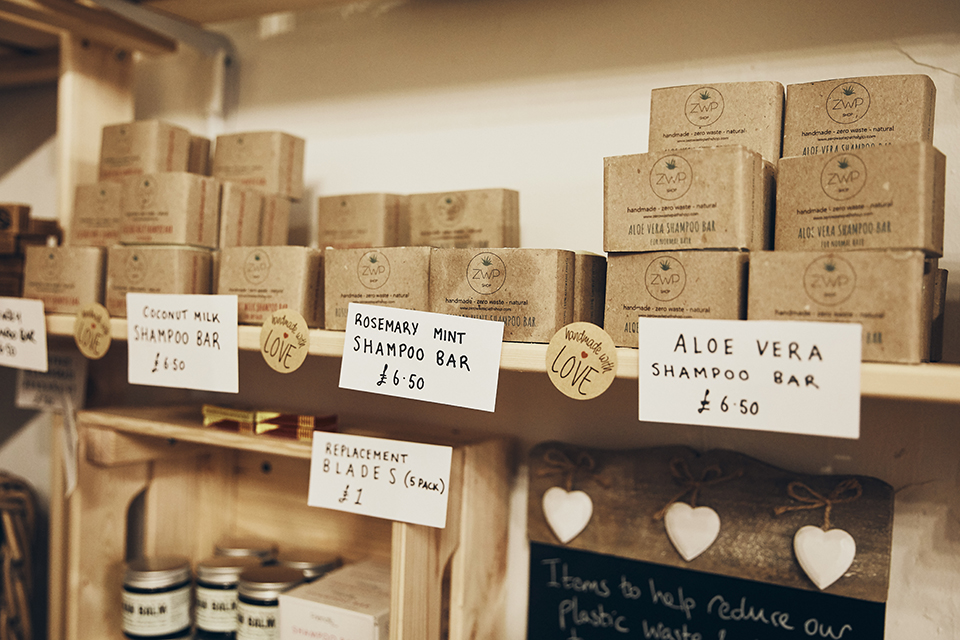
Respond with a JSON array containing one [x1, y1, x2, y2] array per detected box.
[[467, 252, 506, 295], [358, 251, 391, 289], [126, 252, 147, 284], [135, 178, 157, 212], [435, 192, 466, 226], [644, 255, 687, 301], [649, 155, 693, 201], [804, 255, 856, 306], [243, 250, 271, 285], [685, 86, 724, 127], [826, 82, 871, 124], [820, 154, 867, 201]]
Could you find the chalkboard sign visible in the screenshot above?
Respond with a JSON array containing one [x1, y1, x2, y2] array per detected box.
[[529, 542, 885, 639]]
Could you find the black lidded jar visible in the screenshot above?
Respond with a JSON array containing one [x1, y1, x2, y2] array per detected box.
[[236, 566, 304, 640], [195, 555, 264, 640], [122, 556, 192, 640]]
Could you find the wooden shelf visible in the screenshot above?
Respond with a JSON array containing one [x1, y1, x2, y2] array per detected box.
[[46, 313, 960, 404]]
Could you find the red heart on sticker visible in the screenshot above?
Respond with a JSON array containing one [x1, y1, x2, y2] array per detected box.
[[91, 323, 96, 329], [284, 333, 289, 339], [581, 351, 588, 358]]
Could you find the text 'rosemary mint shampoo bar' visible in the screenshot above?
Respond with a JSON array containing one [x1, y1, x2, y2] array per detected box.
[[604, 146, 772, 253], [782, 74, 936, 158]]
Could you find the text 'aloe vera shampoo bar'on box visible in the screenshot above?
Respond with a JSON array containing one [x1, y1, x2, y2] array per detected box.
[[782, 74, 936, 158], [648, 81, 784, 163]]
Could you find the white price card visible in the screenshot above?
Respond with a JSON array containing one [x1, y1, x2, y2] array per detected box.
[[339, 303, 504, 412], [308, 432, 453, 528], [0, 297, 47, 372], [126, 293, 239, 393], [16, 349, 88, 410], [638, 318, 862, 438]]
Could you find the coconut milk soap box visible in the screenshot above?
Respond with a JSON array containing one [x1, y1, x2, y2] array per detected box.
[[782, 74, 936, 158], [105, 245, 212, 317], [648, 81, 784, 163], [604, 146, 772, 252], [775, 141, 945, 255], [120, 172, 221, 249], [407, 188, 519, 248], [22, 246, 105, 314]]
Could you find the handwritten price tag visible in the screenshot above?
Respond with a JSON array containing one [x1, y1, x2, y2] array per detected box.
[[308, 432, 453, 528], [638, 318, 861, 438], [126, 293, 239, 393], [0, 297, 47, 372], [339, 303, 503, 412]]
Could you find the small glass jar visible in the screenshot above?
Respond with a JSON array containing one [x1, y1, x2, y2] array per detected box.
[[195, 556, 263, 640], [215, 537, 279, 563], [236, 566, 304, 640], [122, 556, 192, 640], [275, 550, 341, 582]]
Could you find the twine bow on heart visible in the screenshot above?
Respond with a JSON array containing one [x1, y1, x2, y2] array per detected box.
[[774, 478, 863, 530], [654, 458, 742, 521], [537, 449, 609, 491]]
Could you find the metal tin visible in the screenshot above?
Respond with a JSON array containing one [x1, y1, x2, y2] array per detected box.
[[195, 556, 263, 640], [122, 556, 192, 640], [214, 537, 279, 562], [276, 550, 342, 582], [236, 566, 304, 640]]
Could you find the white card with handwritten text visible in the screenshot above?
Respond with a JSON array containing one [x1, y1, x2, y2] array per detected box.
[[0, 297, 48, 372], [308, 432, 453, 528], [339, 303, 503, 412], [126, 293, 238, 393], [638, 318, 861, 438]]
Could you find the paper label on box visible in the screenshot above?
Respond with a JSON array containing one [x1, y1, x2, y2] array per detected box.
[[339, 302, 503, 412], [126, 293, 238, 393], [0, 297, 48, 372], [638, 318, 861, 438], [16, 349, 88, 410], [74, 303, 112, 359], [309, 432, 453, 528]]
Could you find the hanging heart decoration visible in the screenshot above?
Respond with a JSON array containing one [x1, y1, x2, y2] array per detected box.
[[537, 449, 609, 545]]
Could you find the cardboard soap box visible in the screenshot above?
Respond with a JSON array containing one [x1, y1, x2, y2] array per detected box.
[[69, 182, 123, 247], [99, 119, 191, 182], [775, 141, 945, 255], [219, 182, 264, 248], [189, 135, 211, 175], [407, 188, 519, 249], [279, 559, 390, 640], [574, 251, 606, 326], [213, 131, 305, 201], [604, 250, 748, 348], [218, 246, 323, 327], [105, 245, 212, 317], [260, 194, 290, 246], [604, 146, 772, 253], [22, 246, 105, 314], [120, 172, 221, 249], [648, 81, 784, 163], [430, 247, 574, 343], [747, 250, 934, 363], [782, 74, 936, 158], [324, 246, 431, 330], [318, 193, 403, 249]]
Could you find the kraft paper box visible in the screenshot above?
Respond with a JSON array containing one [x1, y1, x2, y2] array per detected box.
[[99, 120, 191, 182], [279, 560, 390, 640], [775, 142, 945, 256], [407, 188, 519, 249], [105, 245, 212, 317], [648, 81, 784, 163], [260, 194, 290, 245], [324, 246, 431, 331], [22, 246, 105, 314], [604, 146, 772, 253], [188, 135, 211, 175], [430, 248, 574, 343], [782, 74, 936, 158], [120, 172, 221, 249], [747, 250, 934, 363], [0, 204, 30, 234], [317, 193, 402, 249], [68, 182, 123, 247], [574, 251, 606, 325], [219, 182, 264, 248], [604, 250, 748, 348], [213, 131, 305, 201], [218, 246, 323, 327]]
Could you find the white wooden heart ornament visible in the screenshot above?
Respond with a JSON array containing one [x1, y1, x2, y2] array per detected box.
[[663, 502, 721, 561], [793, 525, 856, 590], [542, 486, 593, 544]]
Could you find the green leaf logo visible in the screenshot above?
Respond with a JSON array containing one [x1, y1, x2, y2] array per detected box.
[[842, 85, 856, 96], [369, 254, 378, 264], [837, 158, 849, 170], [481, 256, 493, 267], [824, 262, 836, 272], [659, 260, 671, 271], [665, 159, 677, 171], [699, 90, 711, 101]]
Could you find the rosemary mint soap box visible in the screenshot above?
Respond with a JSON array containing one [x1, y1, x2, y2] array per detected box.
[[782, 74, 936, 158], [120, 172, 221, 249], [105, 245, 212, 318], [407, 188, 519, 248], [604, 250, 747, 348], [218, 246, 324, 328], [22, 246, 105, 314], [99, 120, 191, 182], [317, 193, 403, 249], [747, 250, 934, 363], [775, 141, 945, 255], [604, 146, 772, 252], [324, 246, 431, 331], [648, 81, 784, 163], [430, 248, 574, 343]]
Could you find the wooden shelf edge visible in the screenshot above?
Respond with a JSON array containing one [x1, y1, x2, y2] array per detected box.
[[46, 314, 960, 403]]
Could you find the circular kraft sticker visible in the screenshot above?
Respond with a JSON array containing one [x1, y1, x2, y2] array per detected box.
[[259, 308, 310, 374], [545, 322, 619, 401], [73, 303, 112, 360]]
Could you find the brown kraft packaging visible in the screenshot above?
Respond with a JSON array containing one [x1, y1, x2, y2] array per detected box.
[[22, 246, 105, 314], [120, 172, 221, 249], [219, 182, 265, 248], [260, 195, 291, 246], [407, 188, 519, 249], [317, 193, 403, 249], [105, 245, 212, 318], [213, 131, 306, 201], [99, 120, 191, 182], [69, 182, 123, 247]]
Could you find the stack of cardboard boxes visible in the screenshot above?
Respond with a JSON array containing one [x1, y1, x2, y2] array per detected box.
[[4, 204, 62, 298]]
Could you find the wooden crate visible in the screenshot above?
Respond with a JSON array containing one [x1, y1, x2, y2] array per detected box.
[[49, 406, 514, 640]]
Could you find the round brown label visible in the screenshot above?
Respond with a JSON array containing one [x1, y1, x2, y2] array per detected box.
[[804, 254, 857, 306], [820, 153, 867, 201], [466, 251, 506, 295], [546, 322, 619, 400], [73, 303, 112, 360], [244, 249, 271, 285], [39, 249, 63, 282], [126, 251, 148, 284], [826, 81, 871, 124], [645, 255, 687, 302], [649, 155, 693, 200], [685, 86, 724, 127], [435, 193, 466, 226], [259, 308, 310, 373], [357, 251, 391, 289]]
